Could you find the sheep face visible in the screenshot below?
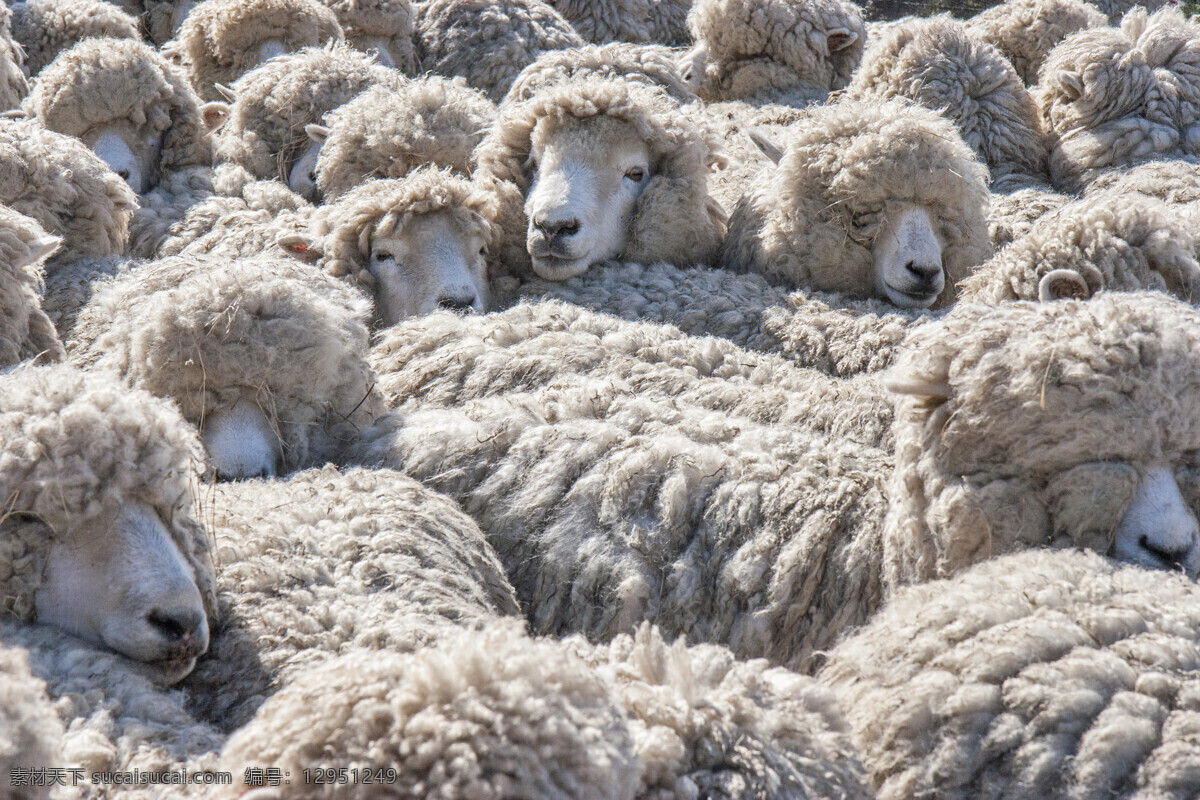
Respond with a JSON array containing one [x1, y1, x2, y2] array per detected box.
[[200, 399, 282, 481], [884, 293, 1200, 590], [871, 204, 946, 309], [287, 135, 323, 203], [369, 209, 489, 323], [524, 115, 653, 280], [35, 502, 209, 684], [80, 121, 165, 195]]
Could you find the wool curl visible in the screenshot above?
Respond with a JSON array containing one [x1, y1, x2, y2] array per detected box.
[[683, 0, 866, 104], [961, 192, 1200, 303], [819, 549, 1200, 800], [0, 118, 137, 270], [845, 14, 1049, 185], [0, 642, 62, 800], [67, 253, 383, 474], [721, 96, 992, 307], [319, 0, 415, 73], [0, 5, 27, 111], [314, 77, 495, 201], [546, 0, 693, 45], [0, 363, 216, 630], [412, 0, 584, 102], [1035, 6, 1200, 193], [474, 76, 728, 279], [183, 466, 521, 731], [11, 0, 141, 77], [211, 42, 402, 190], [0, 205, 64, 368], [966, 0, 1106, 85], [503, 42, 696, 105], [164, 0, 344, 102], [986, 179, 1071, 248], [883, 291, 1200, 590]]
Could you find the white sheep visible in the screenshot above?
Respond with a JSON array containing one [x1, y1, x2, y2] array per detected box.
[[546, 0, 692, 45], [966, 0, 1106, 85], [10, 0, 141, 77], [503, 41, 696, 104], [318, 0, 415, 71]]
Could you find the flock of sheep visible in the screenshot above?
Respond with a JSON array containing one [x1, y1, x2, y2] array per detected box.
[[4, 0, 1200, 797]]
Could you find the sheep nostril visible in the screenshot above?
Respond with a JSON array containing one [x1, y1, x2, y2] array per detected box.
[[906, 261, 941, 282], [117, 169, 131, 181], [1138, 534, 1192, 568], [536, 218, 581, 238], [147, 608, 202, 642], [439, 295, 477, 312]]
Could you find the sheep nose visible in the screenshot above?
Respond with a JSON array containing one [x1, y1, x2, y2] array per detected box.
[[147, 607, 204, 644], [1138, 534, 1197, 571], [905, 261, 942, 284], [116, 169, 130, 181], [534, 217, 581, 240], [438, 293, 478, 312]]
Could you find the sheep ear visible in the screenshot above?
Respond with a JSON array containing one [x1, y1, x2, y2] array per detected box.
[[15, 234, 61, 269], [0, 109, 25, 120], [825, 28, 859, 54], [748, 128, 784, 165], [305, 124, 329, 145], [1059, 73, 1084, 102], [884, 370, 952, 405], [200, 102, 228, 132], [277, 232, 322, 265], [1038, 269, 1091, 302], [213, 82, 237, 103]]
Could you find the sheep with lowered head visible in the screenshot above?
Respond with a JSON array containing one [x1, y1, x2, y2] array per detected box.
[[164, 0, 344, 102], [503, 41, 696, 105], [682, 0, 866, 104], [318, 0, 415, 72], [412, 0, 584, 102], [0, 205, 64, 368], [722, 97, 992, 310], [820, 548, 1200, 799], [309, 76, 495, 202], [68, 253, 383, 481], [279, 168, 495, 324], [967, 0, 1106, 85], [10, 0, 140, 77], [354, 291, 1200, 672], [475, 75, 727, 281]]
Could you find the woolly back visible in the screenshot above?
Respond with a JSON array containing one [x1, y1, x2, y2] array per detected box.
[[846, 15, 1048, 184], [1084, 155, 1200, 204], [547, 0, 653, 44], [967, 0, 1106, 85], [1035, 6, 1200, 192], [820, 549, 1200, 799], [320, 0, 415, 73], [212, 43, 402, 184], [686, 0, 866, 101], [316, 78, 495, 200], [167, 0, 344, 101], [312, 167, 496, 288], [721, 97, 990, 306], [0, 364, 215, 625], [413, 0, 584, 101], [68, 254, 379, 473], [474, 76, 727, 275], [25, 37, 212, 174], [960, 193, 1200, 303], [504, 42, 696, 104], [11, 0, 140, 77], [884, 293, 1200, 588], [0, 205, 63, 368], [0, 119, 137, 267]]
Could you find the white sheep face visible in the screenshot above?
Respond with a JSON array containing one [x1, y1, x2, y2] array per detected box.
[[1112, 466, 1200, 576], [524, 115, 652, 281], [288, 138, 323, 203], [352, 35, 396, 69], [82, 122, 164, 195], [369, 210, 489, 325], [201, 399, 282, 481], [35, 501, 209, 684], [871, 203, 946, 309]]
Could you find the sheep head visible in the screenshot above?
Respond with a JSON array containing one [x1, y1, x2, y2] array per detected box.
[[322, 0, 416, 73], [475, 76, 727, 281], [0, 365, 215, 685], [884, 293, 1200, 590], [721, 97, 991, 308]]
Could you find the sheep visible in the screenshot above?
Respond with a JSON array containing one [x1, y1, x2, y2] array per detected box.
[[1083, 155, 1200, 206], [961, 193, 1200, 303], [503, 42, 697, 105], [318, 0, 415, 72], [412, 0, 585, 102], [0, 363, 216, 685], [68, 253, 384, 481], [181, 465, 521, 731], [987, 182, 1071, 248], [278, 168, 495, 325], [310, 76, 495, 202], [164, 0, 344, 103], [0, 205, 64, 368], [721, 97, 992, 310], [215, 621, 874, 800], [818, 548, 1200, 799], [10, 0, 140, 78], [0, 643, 63, 800], [681, 0, 866, 105], [966, 0, 1106, 85], [1035, 5, 1200, 193], [545, 0, 693, 45], [844, 14, 1049, 186], [353, 291, 1200, 673], [1089, 0, 1171, 24], [474, 76, 727, 281], [210, 42, 402, 201], [23, 37, 217, 258], [0, 5, 27, 111]]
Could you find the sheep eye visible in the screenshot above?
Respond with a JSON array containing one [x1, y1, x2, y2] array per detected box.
[[374, 251, 394, 262], [625, 167, 646, 182], [851, 210, 879, 228]]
